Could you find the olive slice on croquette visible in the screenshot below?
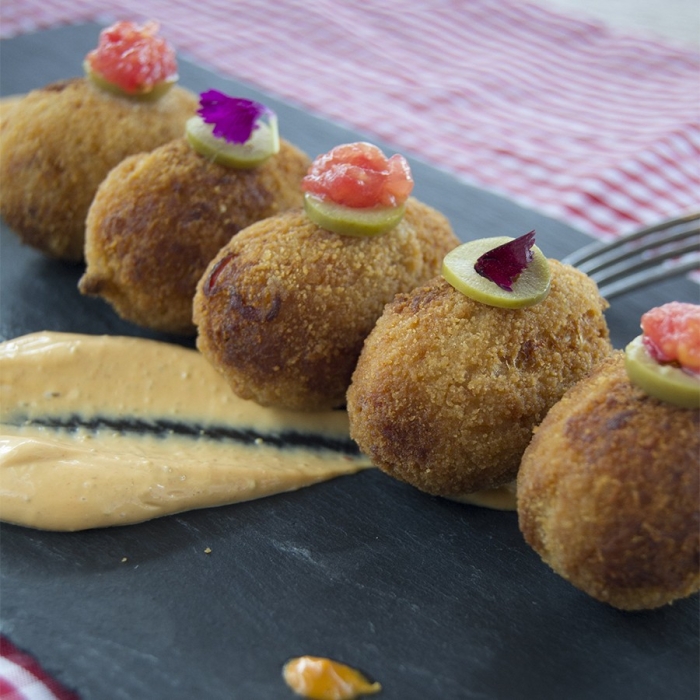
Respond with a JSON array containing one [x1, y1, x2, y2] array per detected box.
[[625, 335, 700, 408], [184, 91, 284, 169], [300, 142, 413, 237], [442, 233, 551, 309], [624, 301, 700, 409], [83, 20, 178, 100], [304, 195, 406, 238]]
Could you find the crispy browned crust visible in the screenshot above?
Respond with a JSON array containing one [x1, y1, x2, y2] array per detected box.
[[0, 95, 23, 127], [0, 78, 198, 260], [193, 198, 459, 410], [79, 138, 311, 335], [346, 261, 613, 496], [517, 352, 700, 610]]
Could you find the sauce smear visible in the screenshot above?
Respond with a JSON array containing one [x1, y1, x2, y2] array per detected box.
[[283, 656, 381, 700], [0, 332, 372, 531]]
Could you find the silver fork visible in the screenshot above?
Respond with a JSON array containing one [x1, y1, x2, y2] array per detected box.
[[561, 212, 700, 299]]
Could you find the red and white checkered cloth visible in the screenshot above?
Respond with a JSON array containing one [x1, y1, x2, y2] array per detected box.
[[1, 0, 698, 241], [0, 637, 78, 700]]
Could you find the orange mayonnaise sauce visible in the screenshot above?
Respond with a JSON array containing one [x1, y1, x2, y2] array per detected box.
[[449, 481, 517, 511], [0, 332, 372, 530], [283, 656, 381, 700]]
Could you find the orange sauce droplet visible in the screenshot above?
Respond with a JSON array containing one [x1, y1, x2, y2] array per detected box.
[[282, 656, 382, 700]]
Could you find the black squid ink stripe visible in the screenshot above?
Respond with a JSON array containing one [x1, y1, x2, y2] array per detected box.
[[8, 414, 362, 456]]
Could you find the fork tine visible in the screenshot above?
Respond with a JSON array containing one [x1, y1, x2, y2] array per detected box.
[[589, 237, 700, 287], [575, 224, 699, 276], [597, 254, 700, 299], [561, 211, 700, 299], [561, 211, 700, 269]]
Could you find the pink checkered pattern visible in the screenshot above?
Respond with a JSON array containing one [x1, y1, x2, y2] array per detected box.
[[0, 636, 78, 700], [2, 0, 699, 240]]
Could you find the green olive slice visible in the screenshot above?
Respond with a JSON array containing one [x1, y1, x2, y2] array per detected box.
[[625, 335, 700, 408], [303, 194, 405, 237], [185, 114, 280, 169], [442, 237, 551, 308], [84, 62, 175, 102]]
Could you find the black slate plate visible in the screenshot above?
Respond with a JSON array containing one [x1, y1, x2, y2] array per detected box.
[[1, 23, 698, 700]]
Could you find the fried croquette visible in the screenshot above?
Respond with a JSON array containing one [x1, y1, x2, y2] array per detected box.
[[78, 137, 311, 335], [517, 352, 700, 610], [0, 95, 23, 127], [0, 78, 197, 260], [193, 198, 460, 411], [346, 261, 612, 497]]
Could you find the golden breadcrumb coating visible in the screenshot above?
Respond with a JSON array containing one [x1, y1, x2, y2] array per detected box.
[[347, 261, 612, 496], [517, 352, 700, 610], [0, 78, 197, 260], [0, 95, 23, 127], [79, 138, 311, 335], [193, 198, 459, 410]]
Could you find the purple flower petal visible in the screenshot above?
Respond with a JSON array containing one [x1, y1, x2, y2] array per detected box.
[[475, 230, 536, 291], [197, 89, 273, 144]]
